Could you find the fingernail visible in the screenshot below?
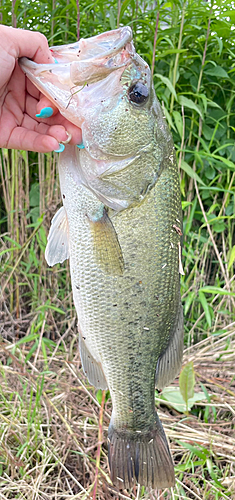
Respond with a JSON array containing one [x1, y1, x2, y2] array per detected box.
[[76, 142, 85, 149], [54, 144, 65, 153], [54, 58, 59, 64], [36, 107, 54, 118]]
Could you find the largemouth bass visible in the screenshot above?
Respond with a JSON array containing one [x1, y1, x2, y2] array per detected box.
[[20, 27, 184, 490]]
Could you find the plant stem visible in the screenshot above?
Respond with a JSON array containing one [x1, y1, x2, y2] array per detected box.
[[117, 0, 121, 28], [92, 390, 106, 499], [170, 2, 186, 114], [151, 11, 160, 77], [77, 0, 80, 39]]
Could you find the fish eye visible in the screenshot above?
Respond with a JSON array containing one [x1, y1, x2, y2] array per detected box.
[[128, 82, 149, 105]]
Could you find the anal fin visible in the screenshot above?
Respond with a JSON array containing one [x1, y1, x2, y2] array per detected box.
[[79, 335, 108, 390], [156, 299, 184, 390], [87, 206, 124, 277]]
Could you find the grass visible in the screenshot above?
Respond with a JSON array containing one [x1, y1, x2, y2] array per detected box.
[[0, 0, 235, 498], [0, 326, 235, 499]]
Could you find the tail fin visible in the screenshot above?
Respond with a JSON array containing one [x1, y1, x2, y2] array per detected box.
[[108, 414, 175, 490]]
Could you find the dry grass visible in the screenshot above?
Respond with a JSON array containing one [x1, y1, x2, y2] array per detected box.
[[0, 317, 234, 500]]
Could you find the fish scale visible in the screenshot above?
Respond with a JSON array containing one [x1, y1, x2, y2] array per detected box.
[[59, 140, 181, 432], [19, 27, 184, 490]]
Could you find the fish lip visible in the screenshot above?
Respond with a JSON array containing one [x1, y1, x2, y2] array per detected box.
[[19, 57, 64, 76], [87, 26, 133, 59], [19, 27, 133, 79], [52, 26, 133, 59]]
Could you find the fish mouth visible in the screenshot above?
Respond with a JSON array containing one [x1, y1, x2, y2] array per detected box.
[[51, 26, 133, 61], [19, 27, 134, 87]]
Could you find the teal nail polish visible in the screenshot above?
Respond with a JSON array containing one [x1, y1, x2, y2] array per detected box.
[[54, 144, 65, 153], [76, 142, 85, 149], [54, 58, 59, 64], [36, 107, 54, 118]]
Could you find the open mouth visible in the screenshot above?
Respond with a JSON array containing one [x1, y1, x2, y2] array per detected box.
[[19, 27, 135, 128], [19, 27, 134, 87]]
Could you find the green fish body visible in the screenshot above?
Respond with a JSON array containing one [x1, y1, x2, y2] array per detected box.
[[20, 27, 184, 490]]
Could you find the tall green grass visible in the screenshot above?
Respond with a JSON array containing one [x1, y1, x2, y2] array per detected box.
[[0, 0, 234, 335], [0, 0, 235, 498]]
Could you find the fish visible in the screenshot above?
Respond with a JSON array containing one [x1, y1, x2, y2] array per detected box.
[[19, 27, 184, 490]]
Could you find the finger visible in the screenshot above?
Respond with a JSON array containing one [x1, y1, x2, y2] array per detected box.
[[6, 118, 82, 151], [2, 26, 54, 64], [26, 78, 40, 100], [58, 118, 82, 145], [8, 106, 81, 151], [36, 116, 82, 145], [32, 100, 82, 145], [21, 112, 71, 142], [36, 96, 59, 117], [8, 119, 82, 151], [26, 94, 82, 145], [7, 126, 60, 153]]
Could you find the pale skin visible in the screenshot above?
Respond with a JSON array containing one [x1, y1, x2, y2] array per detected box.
[[0, 25, 82, 152]]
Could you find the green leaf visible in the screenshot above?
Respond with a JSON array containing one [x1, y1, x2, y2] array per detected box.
[[179, 362, 195, 408], [109, 9, 116, 30], [178, 441, 209, 460], [199, 286, 235, 297], [228, 245, 235, 271], [0, 247, 19, 257], [184, 291, 196, 316], [180, 160, 205, 185], [198, 93, 208, 113], [178, 95, 203, 119], [207, 100, 222, 109], [202, 123, 214, 141], [15, 333, 38, 346], [36, 304, 66, 314], [159, 387, 206, 413], [155, 49, 188, 59], [154, 73, 177, 99], [119, 0, 133, 21], [206, 458, 224, 487], [205, 66, 228, 79], [198, 291, 211, 327], [25, 342, 38, 362], [212, 221, 226, 233], [3, 236, 22, 248], [204, 164, 215, 180], [185, 196, 197, 235], [181, 201, 192, 210], [162, 106, 176, 131], [96, 389, 102, 404], [220, 10, 235, 22], [41, 339, 48, 367], [207, 154, 235, 170], [173, 110, 183, 138], [29, 183, 40, 208]]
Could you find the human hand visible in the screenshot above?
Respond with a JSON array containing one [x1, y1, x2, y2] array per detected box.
[[0, 25, 82, 152]]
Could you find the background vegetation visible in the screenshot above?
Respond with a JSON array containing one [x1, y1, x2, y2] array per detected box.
[[0, 0, 235, 498]]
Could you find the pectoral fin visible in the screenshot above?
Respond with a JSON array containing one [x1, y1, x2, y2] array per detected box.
[[79, 336, 108, 390], [88, 207, 124, 276], [156, 299, 184, 390], [45, 206, 69, 266]]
